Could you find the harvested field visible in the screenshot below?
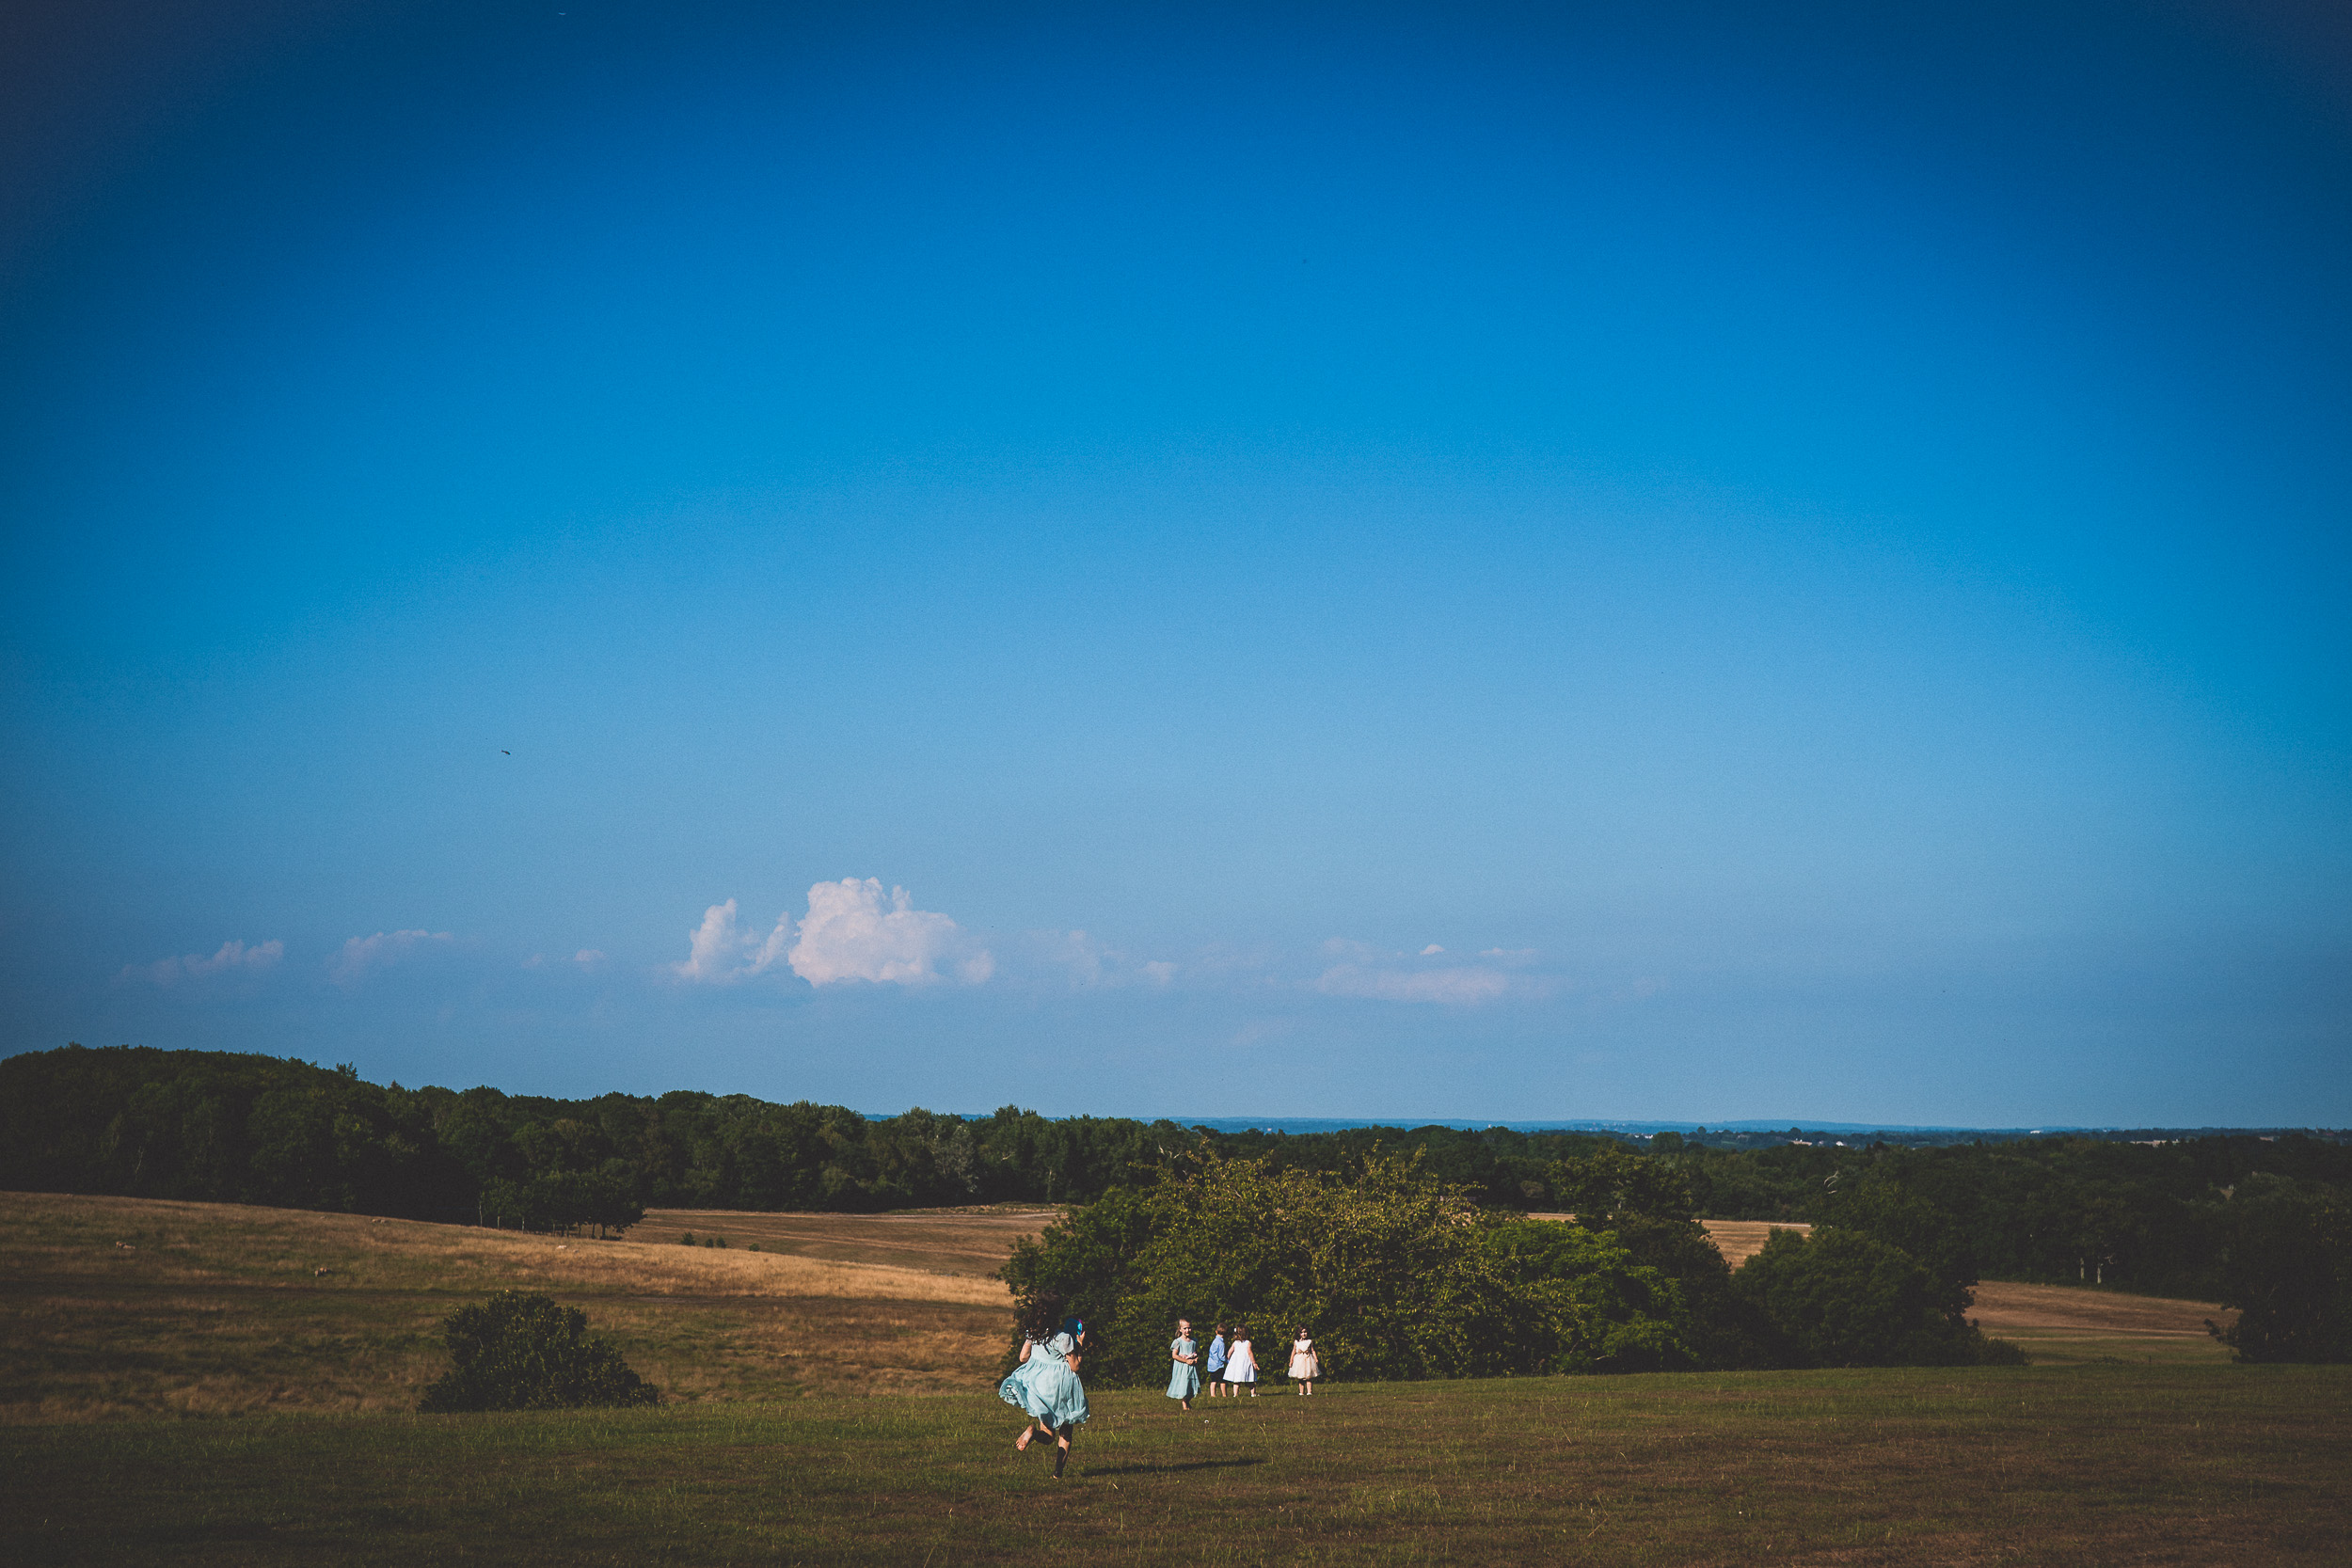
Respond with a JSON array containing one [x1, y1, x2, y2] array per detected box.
[[635, 1206, 1050, 1278], [1697, 1217, 1811, 1266], [0, 1192, 1008, 1420], [1968, 1279, 2233, 1365]]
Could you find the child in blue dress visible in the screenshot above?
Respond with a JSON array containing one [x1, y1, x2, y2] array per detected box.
[[1166, 1318, 1201, 1410], [998, 1306, 1089, 1479]]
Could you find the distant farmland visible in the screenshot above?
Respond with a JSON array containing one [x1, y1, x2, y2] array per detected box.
[[4, 1190, 2326, 1565]]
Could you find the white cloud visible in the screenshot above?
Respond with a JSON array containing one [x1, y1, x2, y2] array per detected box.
[[1420, 943, 1445, 956], [670, 899, 788, 983], [1314, 963, 1514, 1006], [789, 878, 991, 987], [669, 879, 989, 988], [574, 949, 608, 968], [668, 900, 796, 983], [329, 929, 453, 986], [119, 938, 283, 986]]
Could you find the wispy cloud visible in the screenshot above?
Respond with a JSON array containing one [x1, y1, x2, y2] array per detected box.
[[1314, 962, 1514, 1005], [119, 938, 283, 986], [1032, 928, 1178, 990], [670, 879, 990, 988], [1311, 936, 1546, 1006], [329, 929, 453, 986]]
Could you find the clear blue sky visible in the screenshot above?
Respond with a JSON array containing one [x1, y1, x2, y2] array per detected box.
[[2, 1, 2345, 1125]]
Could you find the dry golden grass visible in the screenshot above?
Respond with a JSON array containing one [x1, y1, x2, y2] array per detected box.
[[1969, 1279, 2233, 1365], [635, 1205, 1052, 1278], [0, 1191, 1011, 1422]]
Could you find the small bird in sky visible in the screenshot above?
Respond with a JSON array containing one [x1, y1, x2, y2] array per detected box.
[[501, 750, 511, 754]]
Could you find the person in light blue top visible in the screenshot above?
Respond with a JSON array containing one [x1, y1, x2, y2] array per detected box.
[[1203, 1324, 1229, 1397], [999, 1304, 1089, 1479], [1166, 1318, 1200, 1409]]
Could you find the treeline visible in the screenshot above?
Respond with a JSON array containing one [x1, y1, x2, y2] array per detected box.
[[0, 1045, 1204, 1229], [1653, 1132, 2352, 1302], [5, 1045, 2346, 1353]]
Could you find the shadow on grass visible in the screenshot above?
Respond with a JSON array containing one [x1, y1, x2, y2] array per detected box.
[[1084, 1457, 1267, 1477]]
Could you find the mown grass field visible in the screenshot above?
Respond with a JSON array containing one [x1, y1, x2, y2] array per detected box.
[[4, 1192, 2326, 1565], [6, 1368, 2345, 1565]]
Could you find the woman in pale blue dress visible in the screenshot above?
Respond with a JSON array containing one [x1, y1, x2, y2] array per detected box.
[[1000, 1313, 1089, 1478], [1166, 1318, 1200, 1410]]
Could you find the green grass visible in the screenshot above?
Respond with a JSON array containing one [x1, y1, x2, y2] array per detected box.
[[7, 1194, 2342, 1563], [6, 1368, 2346, 1566]]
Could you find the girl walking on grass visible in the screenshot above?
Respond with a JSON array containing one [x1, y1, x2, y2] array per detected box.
[[1166, 1319, 1201, 1409], [1203, 1324, 1229, 1396], [1287, 1327, 1320, 1395], [1223, 1325, 1258, 1396]]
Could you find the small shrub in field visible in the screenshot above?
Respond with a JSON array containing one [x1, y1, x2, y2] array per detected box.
[[419, 1290, 660, 1412]]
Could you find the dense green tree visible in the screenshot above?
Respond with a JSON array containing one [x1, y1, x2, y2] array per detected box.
[[2204, 1176, 2352, 1364], [1733, 1227, 2022, 1368]]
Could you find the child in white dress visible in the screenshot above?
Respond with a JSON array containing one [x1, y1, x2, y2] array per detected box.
[[1223, 1327, 1258, 1396], [1287, 1327, 1320, 1395]]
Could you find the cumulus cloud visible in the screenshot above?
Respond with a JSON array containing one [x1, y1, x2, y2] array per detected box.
[[669, 898, 794, 983], [119, 938, 284, 986], [1314, 963, 1513, 1005], [669, 879, 989, 988], [789, 878, 991, 986], [329, 929, 453, 986]]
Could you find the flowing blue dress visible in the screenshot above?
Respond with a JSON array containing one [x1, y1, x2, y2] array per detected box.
[[998, 1336, 1046, 1416], [1166, 1336, 1200, 1400], [1027, 1331, 1089, 1428], [999, 1332, 1088, 1429]]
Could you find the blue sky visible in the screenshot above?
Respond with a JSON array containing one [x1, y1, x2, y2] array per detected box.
[[2, 0, 2345, 1124]]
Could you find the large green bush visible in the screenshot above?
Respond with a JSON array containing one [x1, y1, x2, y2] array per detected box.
[[1000, 1151, 1691, 1386], [419, 1291, 660, 1412]]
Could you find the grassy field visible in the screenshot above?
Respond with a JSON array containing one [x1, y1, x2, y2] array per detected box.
[[7, 1192, 2320, 1565], [6, 1368, 2344, 1565]]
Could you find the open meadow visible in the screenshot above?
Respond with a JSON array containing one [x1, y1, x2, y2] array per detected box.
[[4, 1191, 2329, 1566]]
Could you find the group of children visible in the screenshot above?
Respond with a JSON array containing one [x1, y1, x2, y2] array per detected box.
[[1163, 1320, 1320, 1410], [995, 1302, 1325, 1479]]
